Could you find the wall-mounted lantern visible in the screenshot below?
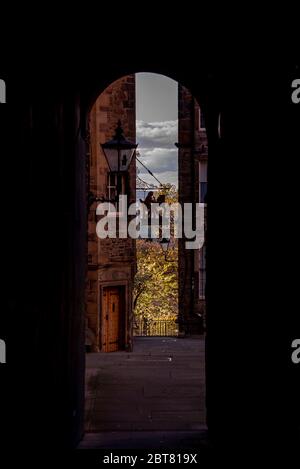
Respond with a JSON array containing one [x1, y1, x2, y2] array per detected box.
[[101, 120, 137, 171], [100, 120, 138, 203]]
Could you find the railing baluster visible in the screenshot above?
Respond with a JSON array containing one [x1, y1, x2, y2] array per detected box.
[[134, 318, 178, 337]]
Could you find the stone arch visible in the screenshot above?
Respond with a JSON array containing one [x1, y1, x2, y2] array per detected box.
[[85, 71, 215, 344], [0, 61, 223, 451], [80, 67, 221, 446]]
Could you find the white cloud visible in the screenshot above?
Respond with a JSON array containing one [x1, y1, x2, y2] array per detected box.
[[137, 147, 177, 173], [136, 120, 178, 149], [136, 119, 178, 186]]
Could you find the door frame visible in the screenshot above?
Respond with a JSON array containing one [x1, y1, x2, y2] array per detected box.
[[99, 281, 128, 351]]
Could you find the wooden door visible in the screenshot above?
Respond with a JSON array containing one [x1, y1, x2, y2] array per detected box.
[[101, 287, 121, 352]]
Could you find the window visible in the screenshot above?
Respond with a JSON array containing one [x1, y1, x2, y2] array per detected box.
[[199, 109, 206, 130], [199, 245, 206, 299], [107, 172, 118, 202], [200, 182, 208, 203], [199, 161, 207, 203], [106, 171, 128, 217], [107, 172, 127, 202]]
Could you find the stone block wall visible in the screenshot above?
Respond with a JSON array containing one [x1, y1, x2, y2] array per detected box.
[[178, 85, 208, 334], [86, 75, 136, 351]]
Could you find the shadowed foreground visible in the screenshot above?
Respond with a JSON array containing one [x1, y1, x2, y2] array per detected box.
[[79, 337, 207, 449]]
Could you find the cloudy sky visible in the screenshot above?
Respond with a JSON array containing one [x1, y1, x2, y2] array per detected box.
[[136, 73, 178, 188]]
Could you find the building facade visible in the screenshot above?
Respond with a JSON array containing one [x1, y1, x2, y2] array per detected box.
[[86, 75, 136, 352], [177, 85, 208, 333]]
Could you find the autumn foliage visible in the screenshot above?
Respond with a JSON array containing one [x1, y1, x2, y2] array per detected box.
[[133, 239, 178, 321]]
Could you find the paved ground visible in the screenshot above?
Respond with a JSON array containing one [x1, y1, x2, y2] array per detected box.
[[79, 336, 206, 449]]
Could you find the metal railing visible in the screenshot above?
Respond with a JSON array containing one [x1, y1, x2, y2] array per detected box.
[[133, 318, 178, 337]]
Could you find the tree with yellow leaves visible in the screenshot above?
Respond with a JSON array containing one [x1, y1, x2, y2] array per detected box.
[[133, 239, 178, 321]]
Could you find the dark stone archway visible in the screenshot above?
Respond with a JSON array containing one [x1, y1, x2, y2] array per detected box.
[[0, 62, 219, 450], [0, 46, 298, 459]]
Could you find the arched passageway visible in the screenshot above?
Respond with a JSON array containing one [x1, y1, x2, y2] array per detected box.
[[83, 72, 207, 443], [0, 61, 221, 451], [3, 53, 294, 459]]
